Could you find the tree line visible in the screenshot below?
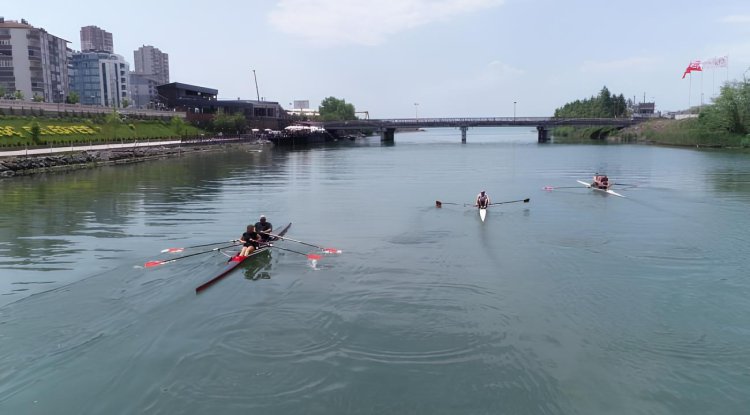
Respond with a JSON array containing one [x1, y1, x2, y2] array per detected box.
[[554, 86, 628, 118], [698, 77, 750, 135]]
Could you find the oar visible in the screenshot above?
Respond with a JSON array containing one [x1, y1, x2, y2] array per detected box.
[[161, 240, 238, 253], [543, 186, 583, 190], [613, 182, 637, 187], [268, 244, 323, 261], [435, 200, 462, 207], [144, 243, 239, 268], [489, 198, 530, 206], [266, 233, 342, 254]]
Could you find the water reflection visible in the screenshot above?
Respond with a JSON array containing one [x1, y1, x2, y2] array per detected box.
[[242, 250, 273, 281], [0, 147, 291, 296]]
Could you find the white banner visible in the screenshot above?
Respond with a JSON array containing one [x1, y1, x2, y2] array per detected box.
[[702, 56, 728, 68]]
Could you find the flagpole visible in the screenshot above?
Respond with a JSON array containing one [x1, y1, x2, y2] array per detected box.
[[700, 70, 704, 109], [726, 56, 730, 83], [689, 72, 692, 109], [712, 65, 716, 98]]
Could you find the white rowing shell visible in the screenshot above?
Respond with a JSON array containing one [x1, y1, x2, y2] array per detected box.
[[577, 180, 625, 198]]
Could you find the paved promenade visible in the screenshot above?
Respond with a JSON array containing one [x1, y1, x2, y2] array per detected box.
[[0, 139, 184, 157]]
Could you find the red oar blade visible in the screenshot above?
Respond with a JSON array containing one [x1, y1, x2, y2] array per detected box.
[[144, 260, 165, 268], [307, 254, 323, 261], [323, 248, 342, 254], [161, 248, 184, 253]]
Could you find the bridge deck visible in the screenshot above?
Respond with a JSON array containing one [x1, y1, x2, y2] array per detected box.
[[323, 117, 640, 130]]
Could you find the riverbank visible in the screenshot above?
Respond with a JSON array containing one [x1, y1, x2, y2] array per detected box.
[[554, 118, 750, 148], [0, 141, 266, 177]]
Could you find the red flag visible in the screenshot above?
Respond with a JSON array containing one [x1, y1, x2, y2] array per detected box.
[[682, 60, 702, 79]]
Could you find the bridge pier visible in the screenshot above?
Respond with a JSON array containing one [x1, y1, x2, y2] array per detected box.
[[460, 126, 468, 143], [380, 128, 395, 143], [537, 126, 550, 143]]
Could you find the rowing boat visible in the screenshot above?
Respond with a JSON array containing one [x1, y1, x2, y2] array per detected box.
[[577, 180, 625, 198], [479, 207, 487, 222], [195, 222, 292, 293]]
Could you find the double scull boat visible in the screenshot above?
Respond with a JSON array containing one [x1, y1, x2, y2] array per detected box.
[[195, 222, 292, 293]]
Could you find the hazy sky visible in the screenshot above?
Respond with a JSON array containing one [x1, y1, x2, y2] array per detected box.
[[4, 0, 750, 117]]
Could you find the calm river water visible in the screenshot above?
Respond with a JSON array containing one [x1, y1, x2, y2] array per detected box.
[[1, 128, 749, 414]]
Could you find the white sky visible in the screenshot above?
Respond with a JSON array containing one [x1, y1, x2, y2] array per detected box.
[[4, 0, 750, 117]]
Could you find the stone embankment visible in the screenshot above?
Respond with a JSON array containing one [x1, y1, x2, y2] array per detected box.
[[0, 143, 258, 177]]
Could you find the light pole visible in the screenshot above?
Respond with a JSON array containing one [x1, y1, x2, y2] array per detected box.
[[513, 101, 517, 122], [414, 102, 419, 120]]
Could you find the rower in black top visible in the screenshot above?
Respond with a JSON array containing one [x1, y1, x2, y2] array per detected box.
[[239, 225, 262, 256], [254, 215, 273, 242]]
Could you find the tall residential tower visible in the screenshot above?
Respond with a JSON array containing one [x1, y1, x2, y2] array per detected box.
[[80, 25, 113, 53], [0, 18, 70, 102], [133, 45, 169, 85], [131, 45, 169, 108]]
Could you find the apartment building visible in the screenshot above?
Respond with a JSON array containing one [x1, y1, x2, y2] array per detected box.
[[0, 17, 70, 102], [70, 51, 130, 107], [80, 25, 113, 53]]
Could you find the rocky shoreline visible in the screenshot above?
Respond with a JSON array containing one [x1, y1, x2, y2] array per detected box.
[[0, 142, 262, 177]]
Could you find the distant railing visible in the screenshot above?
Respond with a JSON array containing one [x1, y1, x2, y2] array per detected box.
[[0, 99, 186, 119]]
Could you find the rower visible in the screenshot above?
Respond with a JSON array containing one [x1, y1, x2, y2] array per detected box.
[[254, 215, 273, 242], [593, 175, 609, 189], [239, 225, 262, 256], [476, 190, 491, 208]]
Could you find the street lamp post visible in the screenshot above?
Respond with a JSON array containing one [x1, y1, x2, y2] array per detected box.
[[513, 101, 517, 122], [414, 102, 419, 120]]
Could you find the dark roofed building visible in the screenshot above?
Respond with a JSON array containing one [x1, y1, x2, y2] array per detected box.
[[635, 102, 655, 115], [156, 82, 287, 129]]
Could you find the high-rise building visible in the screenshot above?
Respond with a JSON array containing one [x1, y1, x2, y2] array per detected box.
[[0, 18, 70, 102], [80, 25, 113, 53], [133, 45, 169, 85], [131, 45, 169, 109], [129, 72, 160, 109], [70, 51, 130, 107]]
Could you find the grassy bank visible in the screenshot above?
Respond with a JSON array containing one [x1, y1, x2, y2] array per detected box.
[[553, 119, 750, 148], [552, 125, 623, 143], [616, 119, 749, 148], [0, 115, 204, 149]]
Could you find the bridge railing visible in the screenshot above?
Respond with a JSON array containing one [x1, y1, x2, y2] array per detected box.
[[321, 117, 640, 130]]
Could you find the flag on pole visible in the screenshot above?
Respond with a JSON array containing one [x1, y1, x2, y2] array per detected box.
[[682, 60, 702, 79], [703, 56, 728, 68]]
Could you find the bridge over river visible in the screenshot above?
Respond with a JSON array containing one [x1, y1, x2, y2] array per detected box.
[[322, 117, 642, 143]]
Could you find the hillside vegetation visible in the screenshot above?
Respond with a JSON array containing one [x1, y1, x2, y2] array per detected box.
[[0, 114, 204, 148], [554, 79, 750, 148]]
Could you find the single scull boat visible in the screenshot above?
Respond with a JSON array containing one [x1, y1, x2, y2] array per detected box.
[[577, 180, 625, 198]]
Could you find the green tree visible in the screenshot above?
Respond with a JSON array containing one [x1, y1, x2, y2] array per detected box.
[[106, 109, 122, 139], [319, 96, 356, 121], [0, 85, 6, 98], [211, 110, 233, 133], [554, 86, 628, 118], [66, 91, 80, 104], [121, 98, 130, 108], [170, 116, 186, 137], [699, 79, 750, 135], [232, 114, 247, 133], [30, 121, 41, 143], [210, 111, 247, 134], [32, 93, 44, 102], [14, 90, 24, 100]]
